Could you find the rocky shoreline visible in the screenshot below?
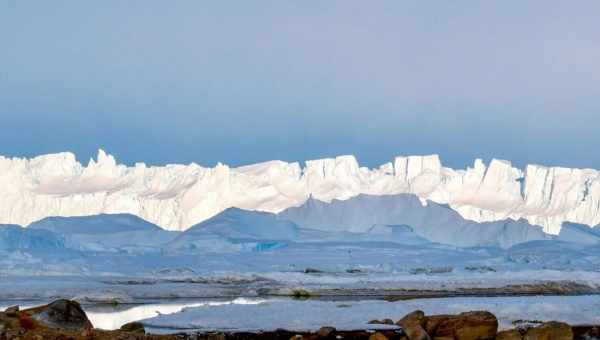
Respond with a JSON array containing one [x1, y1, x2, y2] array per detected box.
[[1, 299, 598, 340], [270, 281, 600, 301]]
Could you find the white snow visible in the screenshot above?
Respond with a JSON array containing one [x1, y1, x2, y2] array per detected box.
[[1, 150, 600, 234], [86, 298, 265, 330]]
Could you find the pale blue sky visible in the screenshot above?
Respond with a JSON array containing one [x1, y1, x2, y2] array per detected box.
[[1, 1, 599, 169]]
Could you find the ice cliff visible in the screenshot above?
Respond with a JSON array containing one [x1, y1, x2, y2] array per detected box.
[[1, 150, 599, 234]]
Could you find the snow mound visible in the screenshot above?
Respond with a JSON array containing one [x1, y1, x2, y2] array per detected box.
[[28, 213, 163, 234], [0, 224, 65, 250], [506, 240, 597, 268], [182, 208, 299, 240], [166, 208, 299, 252], [28, 214, 177, 252], [280, 194, 549, 248], [557, 222, 600, 245]]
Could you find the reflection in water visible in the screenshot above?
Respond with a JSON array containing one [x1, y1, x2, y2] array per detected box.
[[0, 298, 266, 331], [85, 298, 266, 330]]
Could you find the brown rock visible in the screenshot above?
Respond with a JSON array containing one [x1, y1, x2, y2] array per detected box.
[[25, 299, 93, 331], [523, 321, 573, 340], [369, 332, 389, 340], [405, 325, 432, 340], [207, 334, 227, 340], [425, 315, 453, 335], [397, 310, 431, 340], [398, 310, 428, 328], [204, 334, 226, 340], [4, 305, 19, 316], [318, 326, 336, 338], [497, 329, 523, 340], [434, 311, 497, 340]]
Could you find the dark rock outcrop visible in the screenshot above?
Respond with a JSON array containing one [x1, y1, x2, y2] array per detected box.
[[26, 299, 93, 331], [120, 321, 146, 334]]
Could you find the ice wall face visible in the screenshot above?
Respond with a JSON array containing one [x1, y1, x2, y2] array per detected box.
[[0, 150, 599, 234]]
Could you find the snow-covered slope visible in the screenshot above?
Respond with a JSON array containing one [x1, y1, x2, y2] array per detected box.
[[279, 194, 549, 248], [181, 208, 299, 240], [1, 150, 599, 234], [0, 224, 65, 250], [29, 213, 164, 234], [28, 214, 177, 252], [167, 208, 299, 252], [557, 222, 600, 245]]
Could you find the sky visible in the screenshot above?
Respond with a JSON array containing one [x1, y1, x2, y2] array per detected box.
[[1, 1, 599, 170]]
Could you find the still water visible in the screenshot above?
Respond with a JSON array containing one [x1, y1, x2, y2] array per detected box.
[[0, 297, 265, 331]]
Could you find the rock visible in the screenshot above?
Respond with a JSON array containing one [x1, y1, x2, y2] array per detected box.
[[434, 311, 498, 340], [404, 325, 431, 340], [524, 321, 573, 340], [369, 332, 389, 340], [207, 333, 226, 340], [397, 311, 427, 328], [4, 306, 19, 316], [497, 329, 523, 340], [304, 268, 324, 274], [572, 325, 600, 340], [26, 299, 93, 331], [369, 319, 395, 325], [425, 315, 453, 335], [120, 321, 145, 334], [290, 335, 303, 340], [397, 310, 431, 340], [318, 326, 336, 337]]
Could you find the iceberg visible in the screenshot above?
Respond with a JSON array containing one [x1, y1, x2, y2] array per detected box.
[[28, 214, 177, 252], [0, 150, 599, 235]]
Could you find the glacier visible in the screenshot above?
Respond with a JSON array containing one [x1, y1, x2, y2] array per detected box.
[[1, 149, 600, 234]]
